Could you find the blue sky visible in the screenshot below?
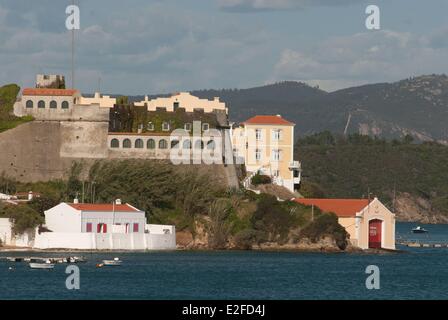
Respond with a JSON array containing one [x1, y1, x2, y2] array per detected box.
[[0, 0, 447, 95]]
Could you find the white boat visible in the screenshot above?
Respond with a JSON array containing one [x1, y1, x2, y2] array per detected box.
[[412, 226, 428, 234], [102, 257, 122, 266], [29, 262, 55, 269]]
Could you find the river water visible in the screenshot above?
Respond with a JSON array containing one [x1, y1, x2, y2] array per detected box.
[[0, 222, 447, 299]]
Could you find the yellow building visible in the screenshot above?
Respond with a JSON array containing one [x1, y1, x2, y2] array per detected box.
[[232, 115, 301, 192], [295, 198, 396, 250], [134, 92, 228, 114]]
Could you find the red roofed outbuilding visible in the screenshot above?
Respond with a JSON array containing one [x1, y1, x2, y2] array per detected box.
[[44, 200, 146, 234], [295, 197, 396, 250]]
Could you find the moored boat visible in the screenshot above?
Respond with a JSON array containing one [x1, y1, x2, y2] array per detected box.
[[29, 262, 55, 269], [412, 226, 428, 234], [6, 257, 23, 262], [102, 257, 122, 266]]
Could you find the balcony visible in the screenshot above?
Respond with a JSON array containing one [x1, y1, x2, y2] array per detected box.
[[288, 161, 301, 170]]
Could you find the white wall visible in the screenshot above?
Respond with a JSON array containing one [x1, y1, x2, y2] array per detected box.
[[33, 230, 176, 250], [146, 224, 175, 234], [0, 218, 34, 247], [81, 211, 146, 233], [34, 231, 95, 250], [45, 203, 82, 233], [0, 218, 12, 245]]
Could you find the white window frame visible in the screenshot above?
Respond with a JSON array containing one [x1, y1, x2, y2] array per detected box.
[[255, 149, 262, 161], [272, 149, 281, 161], [255, 129, 262, 141], [162, 122, 170, 131], [147, 122, 154, 131], [202, 123, 209, 131], [272, 129, 282, 141]]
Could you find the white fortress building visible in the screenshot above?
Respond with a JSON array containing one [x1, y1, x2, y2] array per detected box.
[[33, 200, 176, 250], [134, 92, 228, 114]]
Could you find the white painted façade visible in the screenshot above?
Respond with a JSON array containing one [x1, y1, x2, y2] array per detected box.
[[32, 201, 176, 250]]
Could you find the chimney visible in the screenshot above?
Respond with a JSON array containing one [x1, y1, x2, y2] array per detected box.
[[115, 199, 122, 205], [73, 198, 79, 204], [276, 114, 281, 117]]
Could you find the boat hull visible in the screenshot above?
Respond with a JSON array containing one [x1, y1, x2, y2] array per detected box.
[[29, 263, 55, 269], [102, 260, 122, 266]]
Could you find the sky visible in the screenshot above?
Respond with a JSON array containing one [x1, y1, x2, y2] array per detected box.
[[0, 0, 448, 95]]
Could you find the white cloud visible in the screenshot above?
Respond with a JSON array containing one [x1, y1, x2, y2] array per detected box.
[[218, 0, 361, 12], [273, 30, 448, 91]]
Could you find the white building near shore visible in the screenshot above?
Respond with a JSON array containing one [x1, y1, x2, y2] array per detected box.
[[33, 200, 176, 250]]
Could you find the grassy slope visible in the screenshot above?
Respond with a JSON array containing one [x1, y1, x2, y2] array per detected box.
[[0, 84, 33, 133], [297, 133, 448, 215]]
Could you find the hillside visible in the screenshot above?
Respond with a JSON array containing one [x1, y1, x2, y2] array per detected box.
[[0, 84, 32, 133], [131, 74, 448, 142], [0, 160, 349, 251], [297, 132, 448, 223]]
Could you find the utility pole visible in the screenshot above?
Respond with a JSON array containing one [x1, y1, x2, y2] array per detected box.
[[81, 181, 85, 203]]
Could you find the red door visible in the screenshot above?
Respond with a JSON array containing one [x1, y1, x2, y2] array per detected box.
[[103, 224, 107, 233], [369, 219, 382, 249]]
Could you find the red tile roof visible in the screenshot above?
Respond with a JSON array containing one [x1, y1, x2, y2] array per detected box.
[[294, 198, 370, 217], [243, 115, 294, 126], [22, 88, 79, 96], [68, 203, 140, 212]]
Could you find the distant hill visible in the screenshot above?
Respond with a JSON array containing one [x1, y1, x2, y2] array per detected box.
[[297, 132, 448, 223], [127, 75, 448, 142], [191, 75, 448, 142]]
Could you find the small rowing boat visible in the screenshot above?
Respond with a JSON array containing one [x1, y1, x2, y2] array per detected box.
[[102, 257, 122, 266], [29, 262, 55, 270]]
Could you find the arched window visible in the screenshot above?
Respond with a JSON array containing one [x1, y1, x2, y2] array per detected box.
[[135, 139, 143, 148], [183, 140, 191, 149], [171, 140, 179, 149], [123, 139, 131, 148], [147, 139, 155, 149], [49, 100, 57, 109], [61, 101, 69, 109], [38, 100, 45, 109], [207, 140, 216, 150], [26, 100, 33, 108], [195, 140, 204, 149], [110, 139, 119, 148], [159, 139, 168, 149]]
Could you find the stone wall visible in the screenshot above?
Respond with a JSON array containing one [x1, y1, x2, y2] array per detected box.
[[0, 121, 108, 181], [0, 120, 237, 187]]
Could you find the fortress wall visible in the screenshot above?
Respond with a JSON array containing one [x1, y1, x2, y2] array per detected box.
[[0, 121, 108, 182], [0, 121, 237, 187], [60, 121, 109, 158]]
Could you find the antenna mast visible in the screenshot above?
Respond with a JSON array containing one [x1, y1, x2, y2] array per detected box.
[[71, 0, 75, 89]]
